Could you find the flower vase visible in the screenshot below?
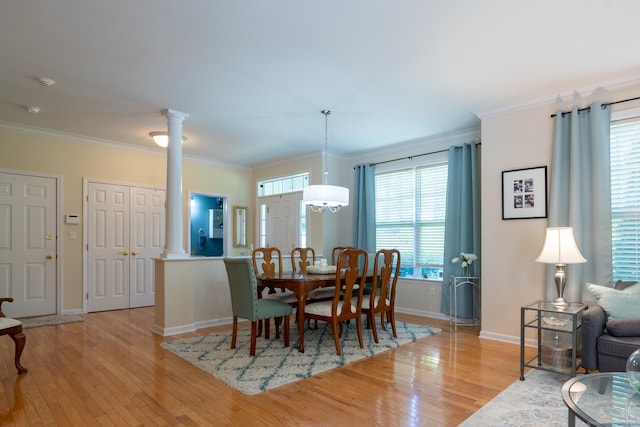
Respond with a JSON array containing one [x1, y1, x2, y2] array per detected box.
[[462, 267, 469, 277]]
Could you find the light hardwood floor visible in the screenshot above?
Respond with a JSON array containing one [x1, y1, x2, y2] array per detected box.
[[0, 308, 524, 426]]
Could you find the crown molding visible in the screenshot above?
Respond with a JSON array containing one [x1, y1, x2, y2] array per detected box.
[[475, 72, 640, 120]]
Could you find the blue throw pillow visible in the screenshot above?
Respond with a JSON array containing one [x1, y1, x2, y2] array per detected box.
[[586, 282, 640, 319]]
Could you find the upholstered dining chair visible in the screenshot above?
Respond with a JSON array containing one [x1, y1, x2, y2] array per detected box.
[[252, 247, 297, 338], [290, 247, 316, 273], [303, 248, 368, 356], [223, 257, 293, 356], [356, 249, 401, 343], [0, 298, 27, 374]]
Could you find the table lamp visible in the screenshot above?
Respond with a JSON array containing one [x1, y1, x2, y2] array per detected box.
[[535, 227, 586, 307]]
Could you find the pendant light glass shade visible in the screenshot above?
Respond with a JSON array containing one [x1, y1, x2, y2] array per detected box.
[[302, 110, 350, 213]]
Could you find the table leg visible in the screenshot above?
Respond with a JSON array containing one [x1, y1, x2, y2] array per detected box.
[[568, 410, 575, 427], [297, 293, 306, 353]]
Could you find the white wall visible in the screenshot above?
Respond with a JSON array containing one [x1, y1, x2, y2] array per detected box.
[[479, 82, 640, 343]]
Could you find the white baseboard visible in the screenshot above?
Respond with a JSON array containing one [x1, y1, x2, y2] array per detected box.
[[152, 323, 197, 337]]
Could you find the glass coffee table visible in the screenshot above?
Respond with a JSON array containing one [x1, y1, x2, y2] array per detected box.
[[562, 372, 640, 426]]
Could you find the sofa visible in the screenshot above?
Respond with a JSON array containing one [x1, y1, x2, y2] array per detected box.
[[581, 281, 640, 372]]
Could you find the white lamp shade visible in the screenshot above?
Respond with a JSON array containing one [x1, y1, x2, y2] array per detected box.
[[303, 185, 349, 208], [535, 227, 586, 264]]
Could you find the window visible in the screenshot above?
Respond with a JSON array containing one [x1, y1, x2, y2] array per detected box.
[[375, 162, 447, 280], [610, 116, 640, 281], [257, 173, 308, 197]]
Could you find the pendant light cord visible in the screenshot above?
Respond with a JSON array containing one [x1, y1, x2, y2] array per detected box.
[[322, 110, 331, 185]]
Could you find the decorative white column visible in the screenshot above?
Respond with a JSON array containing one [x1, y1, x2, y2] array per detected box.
[[161, 108, 189, 259]]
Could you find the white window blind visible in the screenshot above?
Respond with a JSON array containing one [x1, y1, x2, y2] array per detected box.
[[375, 162, 447, 279], [610, 117, 640, 281]]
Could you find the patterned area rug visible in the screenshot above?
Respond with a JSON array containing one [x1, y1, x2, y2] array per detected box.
[[459, 369, 588, 426], [20, 314, 84, 328], [161, 319, 440, 395]]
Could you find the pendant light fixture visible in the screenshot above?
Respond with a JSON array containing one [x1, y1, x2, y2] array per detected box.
[[302, 110, 349, 213]]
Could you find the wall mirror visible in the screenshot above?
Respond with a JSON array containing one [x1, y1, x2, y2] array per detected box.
[[233, 206, 248, 247]]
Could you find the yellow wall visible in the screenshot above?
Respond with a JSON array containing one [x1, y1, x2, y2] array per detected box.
[[0, 128, 252, 312]]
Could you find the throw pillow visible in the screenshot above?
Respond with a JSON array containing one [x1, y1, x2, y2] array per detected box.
[[615, 280, 638, 290], [586, 282, 640, 319], [606, 318, 640, 337]]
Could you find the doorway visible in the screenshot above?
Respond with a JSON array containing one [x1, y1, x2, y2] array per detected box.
[[189, 194, 226, 256]]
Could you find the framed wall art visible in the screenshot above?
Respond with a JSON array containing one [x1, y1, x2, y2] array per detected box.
[[502, 166, 547, 220]]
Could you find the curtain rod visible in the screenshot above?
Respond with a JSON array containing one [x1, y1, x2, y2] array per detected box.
[[354, 142, 481, 169], [550, 96, 640, 118]]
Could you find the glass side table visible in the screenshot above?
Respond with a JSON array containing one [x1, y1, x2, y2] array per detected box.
[[520, 300, 586, 380], [562, 372, 640, 427], [449, 276, 480, 331]]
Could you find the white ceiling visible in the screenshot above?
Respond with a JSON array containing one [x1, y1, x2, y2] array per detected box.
[[2, 1, 640, 167]]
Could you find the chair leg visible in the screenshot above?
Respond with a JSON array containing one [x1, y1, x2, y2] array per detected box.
[[283, 315, 290, 348], [274, 317, 282, 339], [380, 312, 387, 331], [231, 317, 238, 349], [10, 332, 27, 374], [389, 310, 397, 338], [355, 316, 364, 349], [331, 320, 342, 356], [250, 321, 258, 356], [264, 318, 271, 340], [370, 313, 379, 343]]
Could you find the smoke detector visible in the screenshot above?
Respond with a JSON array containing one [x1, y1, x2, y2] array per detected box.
[[26, 106, 41, 114], [38, 77, 55, 87]]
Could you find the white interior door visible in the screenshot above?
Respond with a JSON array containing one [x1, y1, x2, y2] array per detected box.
[[0, 172, 57, 318], [264, 192, 301, 251], [87, 181, 165, 312], [87, 182, 130, 312], [129, 187, 165, 308]]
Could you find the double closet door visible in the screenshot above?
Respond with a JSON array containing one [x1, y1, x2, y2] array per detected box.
[[86, 181, 165, 312]]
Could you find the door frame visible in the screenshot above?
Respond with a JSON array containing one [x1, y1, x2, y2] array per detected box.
[[0, 168, 63, 315], [82, 177, 166, 313]]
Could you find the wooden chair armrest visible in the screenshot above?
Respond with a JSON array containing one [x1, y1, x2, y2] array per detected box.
[[0, 297, 14, 317]]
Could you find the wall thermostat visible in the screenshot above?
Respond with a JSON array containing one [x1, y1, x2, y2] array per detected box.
[[65, 214, 80, 224]]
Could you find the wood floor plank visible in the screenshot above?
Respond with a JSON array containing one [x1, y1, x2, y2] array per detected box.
[[0, 308, 524, 426]]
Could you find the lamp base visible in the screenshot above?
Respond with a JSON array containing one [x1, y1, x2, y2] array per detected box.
[[552, 296, 569, 307], [553, 263, 568, 308]]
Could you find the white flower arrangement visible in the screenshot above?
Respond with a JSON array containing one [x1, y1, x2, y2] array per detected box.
[[451, 252, 478, 276]]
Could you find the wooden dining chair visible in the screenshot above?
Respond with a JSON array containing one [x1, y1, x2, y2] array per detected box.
[[290, 247, 316, 273], [303, 248, 368, 356], [0, 298, 28, 374], [356, 249, 401, 343], [331, 246, 355, 266], [223, 257, 293, 356], [252, 247, 296, 338]]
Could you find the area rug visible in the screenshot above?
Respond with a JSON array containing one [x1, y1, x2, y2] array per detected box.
[[20, 314, 84, 329], [161, 319, 440, 395], [459, 369, 588, 426]]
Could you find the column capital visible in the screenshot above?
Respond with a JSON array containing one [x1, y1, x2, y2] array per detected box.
[[163, 109, 189, 121]]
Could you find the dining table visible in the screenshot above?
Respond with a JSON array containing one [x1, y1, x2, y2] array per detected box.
[[256, 270, 373, 353]]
